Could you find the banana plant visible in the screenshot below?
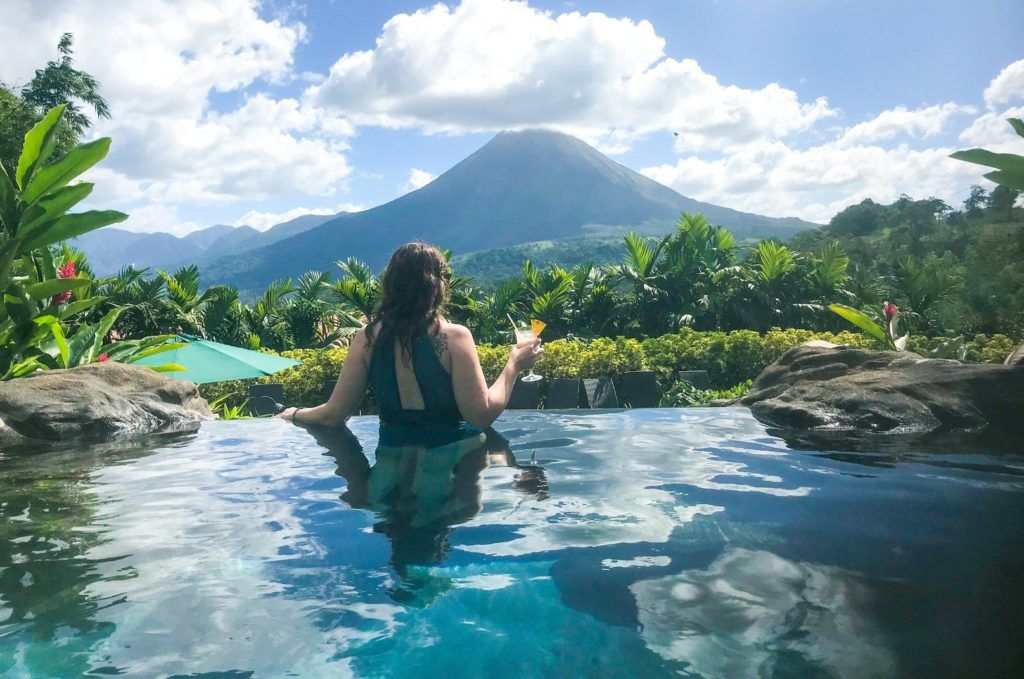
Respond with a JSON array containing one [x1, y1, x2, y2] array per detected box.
[[0, 104, 127, 378], [35, 307, 185, 371], [829, 301, 908, 351], [950, 118, 1024, 191]]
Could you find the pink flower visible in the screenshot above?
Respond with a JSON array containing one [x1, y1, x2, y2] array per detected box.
[[883, 301, 898, 322], [97, 353, 109, 363], [51, 261, 77, 306]]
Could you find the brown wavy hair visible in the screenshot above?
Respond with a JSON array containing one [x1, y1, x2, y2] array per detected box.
[[366, 242, 450, 362]]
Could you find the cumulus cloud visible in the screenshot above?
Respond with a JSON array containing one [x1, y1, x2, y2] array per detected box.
[[836, 103, 972, 147], [0, 0, 355, 233], [401, 168, 437, 194], [642, 60, 1024, 224], [306, 0, 835, 151], [641, 140, 981, 224], [233, 203, 366, 231], [983, 58, 1024, 109]]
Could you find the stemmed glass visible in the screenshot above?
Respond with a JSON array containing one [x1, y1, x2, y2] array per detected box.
[[514, 320, 544, 382]]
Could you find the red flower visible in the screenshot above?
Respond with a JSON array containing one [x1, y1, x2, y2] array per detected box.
[[51, 261, 78, 306], [97, 353, 109, 363], [883, 301, 898, 322]]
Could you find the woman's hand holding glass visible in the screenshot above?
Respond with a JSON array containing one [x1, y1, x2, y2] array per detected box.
[[509, 336, 543, 375]]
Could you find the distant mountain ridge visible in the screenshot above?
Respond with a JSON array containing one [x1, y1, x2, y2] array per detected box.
[[205, 129, 817, 290], [73, 212, 342, 275]]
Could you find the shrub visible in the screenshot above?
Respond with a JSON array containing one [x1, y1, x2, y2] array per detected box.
[[577, 337, 647, 378], [660, 379, 753, 407], [196, 329, 1021, 409]]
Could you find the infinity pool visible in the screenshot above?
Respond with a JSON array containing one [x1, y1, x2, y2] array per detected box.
[[1, 408, 1022, 678]]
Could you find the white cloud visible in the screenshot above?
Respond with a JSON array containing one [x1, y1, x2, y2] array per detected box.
[[0, 0, 357, 234], [836, 103, 972, 147], [307, 0, 835, 151], [401, 168, 437, 194], [643, 59, 1024, 224], [641, 140, 981, 224], [233, 203, 366, 231], [983, 58, 1024, 109]]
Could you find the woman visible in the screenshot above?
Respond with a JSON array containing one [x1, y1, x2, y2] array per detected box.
[[276, 242, 542, 441]]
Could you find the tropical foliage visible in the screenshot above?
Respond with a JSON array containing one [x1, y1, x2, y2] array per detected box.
[[0, 104, 178, 379]]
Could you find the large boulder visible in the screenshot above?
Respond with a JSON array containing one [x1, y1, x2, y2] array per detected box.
[[740, 344, 1024, 450], [0, 362, 212, 444]]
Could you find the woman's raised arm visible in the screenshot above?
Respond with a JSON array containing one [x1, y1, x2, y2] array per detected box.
[[447, 324, 541, 428]]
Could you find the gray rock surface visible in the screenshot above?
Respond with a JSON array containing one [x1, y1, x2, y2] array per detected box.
[[0, 363, 212, 444], [740, 344, 1024, 448], [1005, 343, 1024, 366]]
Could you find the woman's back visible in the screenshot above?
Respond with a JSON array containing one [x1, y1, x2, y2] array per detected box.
[[368, 326, 468, 443]]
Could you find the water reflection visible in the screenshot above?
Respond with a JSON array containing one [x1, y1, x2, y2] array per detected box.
[[0, 437, 171, 676], [630, 548, 896, 678], [308, 426, 547, 602]]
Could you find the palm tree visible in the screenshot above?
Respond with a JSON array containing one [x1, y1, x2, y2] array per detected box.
[[613, 231, 672, 336], [738, 240, 800, 330], [795, 241, 853, 328], [277, 270, 361, 349], [329, 258, 380, 321]]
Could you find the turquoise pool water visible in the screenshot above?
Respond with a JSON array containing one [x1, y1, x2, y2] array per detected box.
[[1, 408, 1022, 678]]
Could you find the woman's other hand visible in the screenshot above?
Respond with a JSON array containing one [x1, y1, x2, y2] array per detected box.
[[509, 338, 543, 372], [276, 407, 299, 421]]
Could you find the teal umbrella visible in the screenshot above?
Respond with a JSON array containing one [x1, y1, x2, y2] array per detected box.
[[134, 335, 300, 384]]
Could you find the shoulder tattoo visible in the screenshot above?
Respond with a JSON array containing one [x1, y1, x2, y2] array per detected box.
[[431, 332, 449, 358]]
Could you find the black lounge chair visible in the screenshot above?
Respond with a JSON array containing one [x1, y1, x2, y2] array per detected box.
[[621, 371, 661, 408], [546, 378, 583, 409], [677, 370, 710, 389], [507, 377, 544, 409], [583, 377, 619, 408], [248, 383, 285, 415]]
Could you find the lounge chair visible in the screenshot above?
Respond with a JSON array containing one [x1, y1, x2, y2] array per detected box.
[[546, 378, 583, 409], [677, 370, 710, 389], [507, 376, 544, 409], [248, 383, 285, 415], [621, 371, 660, 407], [583, 377, 619, 408]]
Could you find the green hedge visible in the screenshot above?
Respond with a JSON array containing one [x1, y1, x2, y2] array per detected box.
[[199, 329, 1020, 407]]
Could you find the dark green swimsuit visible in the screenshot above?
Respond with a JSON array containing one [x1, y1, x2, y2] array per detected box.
[[368, 332, 479, 447]]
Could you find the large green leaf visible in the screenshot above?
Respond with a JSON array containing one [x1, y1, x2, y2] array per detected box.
[[983, 170, 1024, 192], [25, 277, 92, 303], [949, 148, 1024, 175], [58, 295, 103, 319], [829, 304, 888, 345], [18, 183, 94, 238], [16, 104, 66, 190], [124, 340, 185, 363], [0, 162, 16, 231], [88, 308, 123, 364], [23, 209, 128, 252], [0, 236, 24, 287], [149, 363, 187, 373], [22, 138, 111, 205], [34, 315, 69, 367], [1008, 118, 1024, 139]]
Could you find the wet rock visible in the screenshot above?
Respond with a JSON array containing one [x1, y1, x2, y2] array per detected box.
[[740, 344, 1024, 447], [1006, 343, 1024, 366], [0, 362, 212, 444]]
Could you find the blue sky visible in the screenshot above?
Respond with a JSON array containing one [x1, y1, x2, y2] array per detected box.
[[3, 0, 1022, 234]]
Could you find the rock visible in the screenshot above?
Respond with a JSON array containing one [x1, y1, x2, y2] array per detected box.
[[0, 362, 212, 444], [1006, 343, 1024, 366], [740, 344, 1024, 449]]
